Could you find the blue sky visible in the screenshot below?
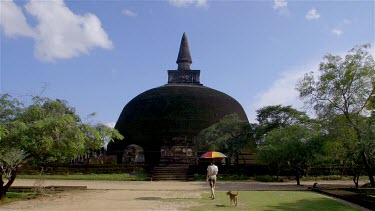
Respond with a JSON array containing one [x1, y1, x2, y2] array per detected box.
[[1, 0, 374, 126]]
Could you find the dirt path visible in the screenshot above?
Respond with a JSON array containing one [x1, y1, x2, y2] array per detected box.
[[0, 179, 367, 210]]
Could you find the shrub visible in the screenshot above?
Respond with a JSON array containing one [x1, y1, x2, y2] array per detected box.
[[255, 175, 278, 182]]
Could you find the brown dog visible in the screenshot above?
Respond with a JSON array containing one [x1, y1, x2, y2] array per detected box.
[[226, 191, 238, 206]]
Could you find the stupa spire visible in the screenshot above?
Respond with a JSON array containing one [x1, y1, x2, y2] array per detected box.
[[167, 33, 201, 85], [176, 32, 192, 70]]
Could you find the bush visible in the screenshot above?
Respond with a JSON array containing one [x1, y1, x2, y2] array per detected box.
[[255, 175, 278, 182], [194, 174, 206, 181], [220, 174, 250, 180]]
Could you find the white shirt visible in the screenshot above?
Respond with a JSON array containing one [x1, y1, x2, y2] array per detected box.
[[207, 164, 218, 177]]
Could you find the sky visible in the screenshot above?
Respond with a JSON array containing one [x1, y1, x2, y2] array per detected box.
[[1, 0, 374, 126]]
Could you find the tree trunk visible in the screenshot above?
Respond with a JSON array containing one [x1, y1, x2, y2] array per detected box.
[[352, 125, 375, 187], [276, 169, 280, 181], [341, 162, 347, 179], [276, 163, 280, 181], [296, 174, 300, 185], [296, 169, 301, 185], [0, 175, 5, 200], [0, 170, 18, 200], [361, 151, 375, 187], [305, 167, 310, 180], [353, 173, 359, 188]]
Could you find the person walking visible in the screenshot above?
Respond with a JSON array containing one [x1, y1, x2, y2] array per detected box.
[[206, 159, 218, 199]]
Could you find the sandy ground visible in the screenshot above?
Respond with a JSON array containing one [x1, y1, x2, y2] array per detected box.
[[0, 179, 368, 211]]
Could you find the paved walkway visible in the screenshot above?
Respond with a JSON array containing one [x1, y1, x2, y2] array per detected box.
[[10, 179, 363, 191], [0, 179, 369, 210]]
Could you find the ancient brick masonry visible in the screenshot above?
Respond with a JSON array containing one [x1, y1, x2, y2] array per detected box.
[[107, 33, 248, 166]]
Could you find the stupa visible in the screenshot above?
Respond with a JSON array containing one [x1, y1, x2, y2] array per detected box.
[[107, 33, 248, 165]]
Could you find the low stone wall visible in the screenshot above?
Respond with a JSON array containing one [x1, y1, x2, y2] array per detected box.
[[190, 163, 364, 177], [19, 163, 151, 175]]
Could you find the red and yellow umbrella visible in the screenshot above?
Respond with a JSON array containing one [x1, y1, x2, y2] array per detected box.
[[200, 151, 227, 159]]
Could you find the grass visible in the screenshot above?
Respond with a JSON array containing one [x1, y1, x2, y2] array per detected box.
[[162, 191, 361, 211], [194, 174, 366, 183], [18, 173, 147, 181], [0, 192, 36, 205]]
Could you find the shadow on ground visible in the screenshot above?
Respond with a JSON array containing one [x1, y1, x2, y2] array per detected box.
[[263, 198, 360, 211], [135, 197, 162, 200]]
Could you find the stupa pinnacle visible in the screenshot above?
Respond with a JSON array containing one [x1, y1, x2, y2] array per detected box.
[[168, 33, 201, 85], [176, 32, 192, 70]]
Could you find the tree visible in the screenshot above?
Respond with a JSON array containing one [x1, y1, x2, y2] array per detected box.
[[255, 105, 311, 144], [255, 105, 315, 179], [257, 124, 323, 185], [193, 114, 255, 161], [321, 115, 363, 186], [0, 94, 123, 199], [296, 44, 375, 186]]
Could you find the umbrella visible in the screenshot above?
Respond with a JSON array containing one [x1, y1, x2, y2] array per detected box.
[[200, 151, 227, 159]]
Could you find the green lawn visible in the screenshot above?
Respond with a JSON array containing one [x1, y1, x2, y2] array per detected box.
[[165, 191, 360, 211], [17, 173, 147, 181], [0, 192, 36, 205], [1, 190, 361, 210]]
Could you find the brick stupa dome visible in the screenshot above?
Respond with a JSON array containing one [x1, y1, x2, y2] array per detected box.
[[107, 33, 248, 164]]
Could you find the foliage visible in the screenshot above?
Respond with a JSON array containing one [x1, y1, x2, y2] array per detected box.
[[193, 114, 255, 159], [296, 44, 374, 119], [17, 173, 147, 181], [296, 43, 375, 187], [255, 105, 321, 183], [255, 175, 278, 182], [257, 124, 324, 185], [0, 94, 123, 199], [320, 115, 365, 186], [255, 105, 311, 141], [0, 148, 28, 178]]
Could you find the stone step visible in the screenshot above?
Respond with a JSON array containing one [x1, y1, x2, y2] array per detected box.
[[151, 164, 193, 181], [152, 175, 194, 181], [153, 172, 188, 175], [153, 168, 189, 171], [153, 168, 189, 172]]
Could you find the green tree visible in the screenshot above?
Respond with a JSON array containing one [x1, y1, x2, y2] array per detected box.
[[296, 44, 375, 186], [0, 94, 123, 199], [257, 124, 323, 185], [321, 115, 363, 186], [255, 105, 324, 181], [193, 114, 255, 161], [255, 105, 310, 144]]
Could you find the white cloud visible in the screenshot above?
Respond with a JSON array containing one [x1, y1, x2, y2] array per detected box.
[[273, 0, 287, 10], [169, 0, 208, 8], [105, 122, 116, 128], [196, 0, 208, 7], [332, 28, 343, 36], [247, 62, 320, 122], [122, 9, 137, 17], [330, 19, 350, 37], [305, 8, 320, 20], [273, 0, 289, 15], [0, 0, 35, 37], [0, 0, 113, 62], [247, 49, 359, 123]]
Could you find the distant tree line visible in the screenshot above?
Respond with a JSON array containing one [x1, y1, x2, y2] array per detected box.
[[194, 44, 375, 187]]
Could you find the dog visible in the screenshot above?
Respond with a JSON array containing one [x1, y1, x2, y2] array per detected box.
[[226, 191, 238, 206]]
